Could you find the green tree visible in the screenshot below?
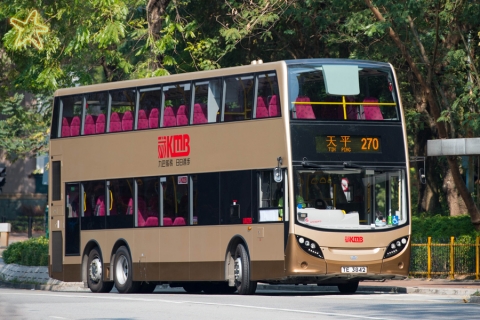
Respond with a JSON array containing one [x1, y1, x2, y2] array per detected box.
[[3, 0, 480, 229], [0, 93, 50, 160], [360, 0, 480, 227]]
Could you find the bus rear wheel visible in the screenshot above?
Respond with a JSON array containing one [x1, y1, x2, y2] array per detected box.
[[114, 246, 140, 293], [338, 281, 359, 294], [87, 248, 114, 293], [233, 243, 257, 295]]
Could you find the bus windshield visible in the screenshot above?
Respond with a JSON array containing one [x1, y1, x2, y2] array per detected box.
[[288, 63, 399, 121], [294, 167, 408, 230]]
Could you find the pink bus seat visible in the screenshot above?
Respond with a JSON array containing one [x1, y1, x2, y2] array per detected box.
[[268, 95, 279, 117], [255, 97, 268, 118], [201, 103, 207, 115], [126, 198, 133, 215], [84, 115, 97, 135], [109, 112, 123, 132], [173, 217, 186, 226], [163, 106, 177, 127], [149, 108, 159, 128], [176, 105, 189, 126], [138, 109, 149, 130], [61, 117, 71, 137], [144, 216, 159, 227], [70, 116, 81, 136], [363, 97, 383, 120], [193, 103, 207, 124], [136, 197, 147, 227], [163, 217, 173, 226], [122, 111, 134, 131], [295, 97, 316, 119], [94, 196, 105, 217], [96, 114, 106, 134]]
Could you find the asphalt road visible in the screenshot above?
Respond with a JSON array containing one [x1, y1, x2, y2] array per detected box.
[[0, 287, 478, 320]]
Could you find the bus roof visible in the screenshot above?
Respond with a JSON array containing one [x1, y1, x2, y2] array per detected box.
[[54, 59, 392, 97]]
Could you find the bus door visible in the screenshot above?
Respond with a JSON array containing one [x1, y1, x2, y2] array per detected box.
[[50, 155, 64, 275], [65, 182, 81, 256]]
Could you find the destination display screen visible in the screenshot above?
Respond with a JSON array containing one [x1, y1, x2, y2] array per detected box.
[[315, 135, 382, 153]]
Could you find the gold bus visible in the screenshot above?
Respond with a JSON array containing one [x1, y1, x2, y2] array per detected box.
[[48, 59, 411, 295]]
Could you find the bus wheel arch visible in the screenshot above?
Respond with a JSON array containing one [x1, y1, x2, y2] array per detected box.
[[84, 242, 113, 293], [82, 240, 101, 283], [110, 239, 130, 281], [224, 236, 247, 285], [113, 244, 140, 293], [224, 236, 256, 295]]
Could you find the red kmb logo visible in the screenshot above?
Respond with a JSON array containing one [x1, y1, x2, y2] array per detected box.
[[345, 236, 363, 243], [158, 134, 190, 159]]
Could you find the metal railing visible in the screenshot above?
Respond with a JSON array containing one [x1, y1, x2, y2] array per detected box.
[[410, 236, 480, 279]]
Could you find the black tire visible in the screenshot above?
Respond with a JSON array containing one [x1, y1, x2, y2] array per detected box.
[[338, 281, 359, 294], [87, 248, 114, 293], [138, 282, 157, 293], [233, 243, 257, 295], [113, 246, 140, 293], [183, 282, 203, 293]]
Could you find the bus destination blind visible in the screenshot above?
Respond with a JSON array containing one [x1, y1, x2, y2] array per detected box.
[[315, 135, 382, 153]]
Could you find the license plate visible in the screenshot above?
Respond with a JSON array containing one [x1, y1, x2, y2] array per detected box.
[[341, 266, 367, 273]]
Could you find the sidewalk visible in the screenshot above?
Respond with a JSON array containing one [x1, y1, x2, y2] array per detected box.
[[1, 233, 480, 301]]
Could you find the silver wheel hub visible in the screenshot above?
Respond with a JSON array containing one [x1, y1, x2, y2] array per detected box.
[[115, 255, 129, 286], [89, 258, 102, 283], [234, 257, 242, 282]]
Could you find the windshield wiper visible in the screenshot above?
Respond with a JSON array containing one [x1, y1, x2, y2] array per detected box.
[[301, 158, 340, 169], [343, 162, 365, 169]]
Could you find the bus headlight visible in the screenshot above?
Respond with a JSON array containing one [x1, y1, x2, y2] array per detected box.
[[296, 235, 323, 259], [384, 237, 409, 259]]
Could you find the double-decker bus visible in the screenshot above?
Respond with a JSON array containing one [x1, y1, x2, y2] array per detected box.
[[48, 59, 410, 294]]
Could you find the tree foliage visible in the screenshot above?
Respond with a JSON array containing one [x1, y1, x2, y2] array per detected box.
[[2, 0, 480, 226]]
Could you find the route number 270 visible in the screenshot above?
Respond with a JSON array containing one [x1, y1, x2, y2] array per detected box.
[[361, 137, 379, 150]]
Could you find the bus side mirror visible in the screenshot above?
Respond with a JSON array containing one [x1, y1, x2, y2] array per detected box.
[[274, 157, 282, 183]]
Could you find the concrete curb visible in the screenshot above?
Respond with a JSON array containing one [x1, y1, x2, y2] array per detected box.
[[256, 284, 406, 294], [0, 280, 90, 292]]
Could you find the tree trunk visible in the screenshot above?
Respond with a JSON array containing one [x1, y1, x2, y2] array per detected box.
[[146, 0, 171, 70], [147, 0, 171, 38], [442, 169, 462, 216], [364, 0, 480, 229]]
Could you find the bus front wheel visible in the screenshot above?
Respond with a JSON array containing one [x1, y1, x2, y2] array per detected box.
[[113, 246, 140, 293], [233, 243, 257, 295], [338, 281, 359, 294], [87, 248, 114, 293]]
